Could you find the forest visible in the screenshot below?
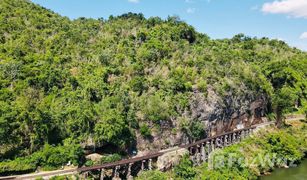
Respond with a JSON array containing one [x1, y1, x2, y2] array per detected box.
[[0, 0, 306, 175]]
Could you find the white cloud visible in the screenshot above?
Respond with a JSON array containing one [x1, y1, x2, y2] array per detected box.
[[262, 0, 307, 18], [128, 0, 139, 3], [300, 32, 307, 39], [186, 8, 196, 14]]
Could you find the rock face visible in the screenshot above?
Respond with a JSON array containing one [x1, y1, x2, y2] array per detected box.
[[190, 88, 268, 136], [85, 153, 103, 162], [136, 87, 268, 153], [156, 148, 189, 171]]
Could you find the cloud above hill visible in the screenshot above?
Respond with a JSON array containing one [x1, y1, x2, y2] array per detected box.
[[300, 32, 307, 39], [262, 0, 307, 18]]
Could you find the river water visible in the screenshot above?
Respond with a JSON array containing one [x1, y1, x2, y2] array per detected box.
[[260, 159, 307, 180]]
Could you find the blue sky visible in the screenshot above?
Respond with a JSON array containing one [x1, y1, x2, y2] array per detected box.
[[30, 0, 307, 51]]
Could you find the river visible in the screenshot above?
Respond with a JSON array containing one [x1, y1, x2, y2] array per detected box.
[[260, 159, 307, 180]]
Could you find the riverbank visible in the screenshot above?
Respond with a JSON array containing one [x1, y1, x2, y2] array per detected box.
[[137, 118, 307, 179], [260, 158, 307, 180]]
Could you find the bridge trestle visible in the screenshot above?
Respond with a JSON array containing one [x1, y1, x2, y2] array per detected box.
[[80, 127, 256, 179]]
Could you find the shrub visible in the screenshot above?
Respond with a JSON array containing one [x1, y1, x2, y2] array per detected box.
[[0, 143, 84, 175], [141, 94, 171, 123], [136, 170, 168, 180], [0, 158, 36, 176], [84, 160, 94, 167], [266, 131, 304, 163], [140, 124, 151, 138], [174, 154, 196, 179], [189, 121, 206, 140], [100, 154, 121, 164], [130, 76, 146, 93], [49, 175, 75, 180], [197, 79, 207, 93]]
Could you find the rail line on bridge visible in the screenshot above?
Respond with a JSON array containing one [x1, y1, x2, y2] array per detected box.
[[78, 125, 259, 179]]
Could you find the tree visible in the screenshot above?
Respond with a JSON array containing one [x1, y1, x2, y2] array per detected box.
[[94, 108, 131, 147], [264, 60, 305, 128], [272, 87, 298, 128], [174, 154, 196, 179], [0, 101, 11, 145]]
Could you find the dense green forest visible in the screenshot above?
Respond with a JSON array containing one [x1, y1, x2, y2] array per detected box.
[[0, 0, 307, 174]]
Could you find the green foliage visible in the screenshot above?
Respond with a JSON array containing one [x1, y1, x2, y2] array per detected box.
[[49, 175, 75, 180], [84, 160, 94, 167], [174, 154, 196, 179], [272, 87, 299, 127], [140, 124, 152, 137], [189, 121, 206, 140], [198, 166, 254, 180], [136, 170, 168, 180], [266, 131, 303, 162], [140, 94, 171, 123], [180, 119, 206, 141], [94, 108, 131, 146], [197, 79, 208, 94], [0, 143, 83, 175], [265, 59, 307, 126], [272, 87, 298, 112], [130, 76, 147, 93], [0, 157, 36, 176], [100, 154, 121, 164]]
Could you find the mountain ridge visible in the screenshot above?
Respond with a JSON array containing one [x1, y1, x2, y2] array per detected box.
[[0, 0, 306, 174]]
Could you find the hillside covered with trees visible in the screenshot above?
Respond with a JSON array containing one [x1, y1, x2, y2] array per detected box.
[[0, 0, 306, 175]]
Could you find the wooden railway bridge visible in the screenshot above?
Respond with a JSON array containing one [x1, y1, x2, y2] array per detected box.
[[78, 126, 256, 180]]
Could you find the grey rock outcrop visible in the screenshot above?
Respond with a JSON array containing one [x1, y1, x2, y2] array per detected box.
[[136, 86, 268, 152], [157, 148, 189, 171]]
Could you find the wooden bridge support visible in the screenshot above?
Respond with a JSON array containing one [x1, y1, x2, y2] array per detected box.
[[127, 163, 133, 180], [100, 168, 105, 180], [112, 166, 120, 180], [195, 145, 201, 165], [237, 131, 241, 142], [232, 132, 237, 143], [201, 143, 206, 162], [148, 159, 152, 170], [207, 141, 211, 154], [224, 135, 228, 146], [211, 139, 215, 152], [215, 137, 222, 148]]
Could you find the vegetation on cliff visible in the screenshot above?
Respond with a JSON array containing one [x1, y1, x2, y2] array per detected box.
[[0, 0, 307, 174]]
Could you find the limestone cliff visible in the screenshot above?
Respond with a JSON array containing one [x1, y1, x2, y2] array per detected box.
[[136, 87, 268, 153]]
